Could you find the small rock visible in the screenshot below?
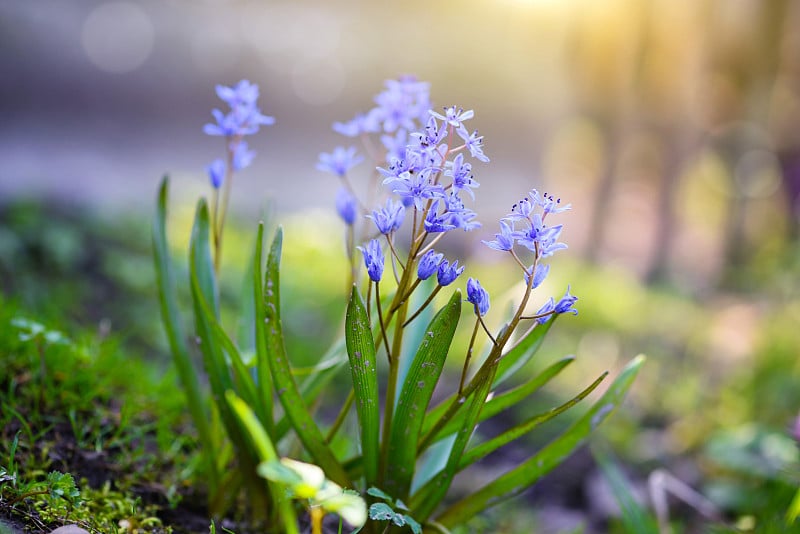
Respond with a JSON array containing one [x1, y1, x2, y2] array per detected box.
[[48, 526, 90, 534]]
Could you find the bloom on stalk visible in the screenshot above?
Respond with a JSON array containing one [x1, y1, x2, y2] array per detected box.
[[483, 188, 577, 321], [317, 146, 363, 177], [417, 250, 444, 280], [202, 80, 273, 189], [358, 239, 384, 282], [204, 79, 275, 137], [466, 278, 490, 316]]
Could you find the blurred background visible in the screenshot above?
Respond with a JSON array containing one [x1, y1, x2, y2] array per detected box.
[[2, 0, 800, 531]]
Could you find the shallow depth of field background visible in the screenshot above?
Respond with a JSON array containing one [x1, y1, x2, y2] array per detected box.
[[2, 0, 800, 529]]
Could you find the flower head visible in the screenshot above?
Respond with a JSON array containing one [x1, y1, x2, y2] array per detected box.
[[204, 80, 275, 137], [483, 220, 515, 251], [437, 259, 464, 286], [335, 188, 358, 226], [466, 278, 490, 316], [317, 147, 363, 177], [430, 105, 474, 129], [368, 198, 405, 235], [554, 286, 578, 315], [358, 239, 384, 282], [232, 140, 255, 171], [207, 159, 226, 189], [417, 249, 444, 280]]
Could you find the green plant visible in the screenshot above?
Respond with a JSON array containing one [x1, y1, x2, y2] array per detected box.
[[153, 77, 643, 532]]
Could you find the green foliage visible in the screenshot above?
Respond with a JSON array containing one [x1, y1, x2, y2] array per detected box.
[[152, 172, 641, 532], [364, 488, 421, 534]]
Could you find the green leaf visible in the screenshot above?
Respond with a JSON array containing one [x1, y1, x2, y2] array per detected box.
[[210, 321, 261, 422], [434, 355, 645, 528], [152, 177, 218, 490], [345, 285, 380, 487], [384, 290, 462, 499], [226, 391, 300, 534], [366, 487, 394, 503], [260, 227, 350, 486], [458, 371, 608, 469], [493, 318, 554, 387], [252, 222, 274, 434], [410, 365, 497, 522], [189, 199, 232, 400], [273, 338, 348, 440], [421, 356, 575, 445]]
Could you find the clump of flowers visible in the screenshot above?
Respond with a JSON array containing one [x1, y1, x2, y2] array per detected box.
[[203, 79, 275, 271], [153, 76, 644, 533]]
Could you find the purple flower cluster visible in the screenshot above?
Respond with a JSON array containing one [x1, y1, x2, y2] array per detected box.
[[483, 189, 577, 321], [203, 80, 274, 189]]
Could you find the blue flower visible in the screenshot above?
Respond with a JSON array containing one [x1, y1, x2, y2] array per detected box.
[[554, 286, 578, 315], [369, 198, 405, 235], [335, 188, 358, 226], [424, 201, 457, 234], [446, 153, 479, 200], [381, 130, 409, 162], [443, 193, 480, 232], [483, 220, 515, 251], [437, 259, 464, 286], [430, 106, 474, 129], [466, 278, 490, 316], [317, 147, 363, 177], [417, 249, 444, 280], [207, 159, 226, 189], [216, 80, 259, 107], [232, 140, 255, 171], [513, 214, 567, 258], [333, 113, 378, 137], [203, 81, 275, 137], [531, 190, 572, 215], [456, 126, 489, 163], [524, 263, 550, 288], [535, 298, 555, 325], [358, 239, 384, 282], [384, 169, 444, 211], [410, 116, 447, 148]]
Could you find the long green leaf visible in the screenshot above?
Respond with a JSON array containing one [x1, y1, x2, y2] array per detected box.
[[273, 338, 349, 440], [252, 222, 273, 434], [261, 227, 350, 486], [422, 356, 575, 444], [493, 318, 554, 387], [152, 177, 218, 489], [410, 365, 497, 522], [434, 355, 645, 528], [189, 199, 269, 511], [416, 319, 557, 452], [384, 290, 462, 499], [189, 199, 231, 399], [458, 372, 607, 469], [344, 285, 380, 488], [211, 321, 261, 422], [226, 391, 300, 534]]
